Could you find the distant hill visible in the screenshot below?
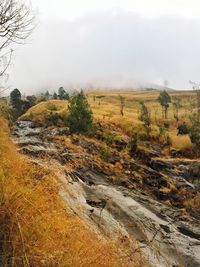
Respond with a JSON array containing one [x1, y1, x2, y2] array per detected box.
[[84, 77, 176, 92]]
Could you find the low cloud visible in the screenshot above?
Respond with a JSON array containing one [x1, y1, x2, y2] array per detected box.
[[9, 9, 200, 93]]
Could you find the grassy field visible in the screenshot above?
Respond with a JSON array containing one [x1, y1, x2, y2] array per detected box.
[[87, 89, 196, 149], [21, 89, 196, 150]]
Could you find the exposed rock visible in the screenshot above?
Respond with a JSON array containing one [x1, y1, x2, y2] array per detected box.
[[176, 178, 194, 189], [45, 127, 70, 137], [149, 159, 173, 171], [61, 152, 91, 160], [86, 199, 107, 209], [160, 224, 171, 233], [177, 223, 200, 240], [20, 145, 57, 157], [155, 190, 169, 201]]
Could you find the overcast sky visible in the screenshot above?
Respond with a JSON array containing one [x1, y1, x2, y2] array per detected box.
[[8, 0, 200, 93]]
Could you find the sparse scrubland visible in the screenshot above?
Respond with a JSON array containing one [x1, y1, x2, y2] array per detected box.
[[16, 89, 200, 214], [88, 90, 197, 152], [20, 89, 198, 153], [1, 88, 200, 267]]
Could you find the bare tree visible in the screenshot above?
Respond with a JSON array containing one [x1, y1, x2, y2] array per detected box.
[[189, 80, 200, 120], [0, 0, 35, 93], [119, 95, 125, 116], [172, 96, 181, 123]]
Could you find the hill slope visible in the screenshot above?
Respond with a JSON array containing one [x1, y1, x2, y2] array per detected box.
[[0, 117, 144, 266]]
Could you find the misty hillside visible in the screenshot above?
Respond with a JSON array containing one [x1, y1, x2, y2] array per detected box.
[[0, 1, 200, 267]]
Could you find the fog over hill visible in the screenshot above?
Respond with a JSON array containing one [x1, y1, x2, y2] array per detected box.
[[8, 8, 200, 93]]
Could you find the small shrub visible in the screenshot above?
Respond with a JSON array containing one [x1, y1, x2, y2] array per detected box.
[[102, 131, 118, 145], [188, 113, 200, 149], [129, 131, 138, 156], [137, 129, 149, 141], [177, 123, 189, 135], [47, 103, 58, 111], [44, 111, 63, 126], [100, 145, 111, 162]]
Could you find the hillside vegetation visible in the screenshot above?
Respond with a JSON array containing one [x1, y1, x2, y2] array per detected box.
[[0, 117, 145, 267], [21, 100, 68, 124], [21, 90, 195, 151]]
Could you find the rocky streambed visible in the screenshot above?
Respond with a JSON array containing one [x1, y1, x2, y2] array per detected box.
[[12, 121, 200, 267]]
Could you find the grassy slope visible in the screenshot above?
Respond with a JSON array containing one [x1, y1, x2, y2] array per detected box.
[[0, 117, 145, 267], [21, 100, 68, 123], [21, 90, 195, 149], [87, 90, 194, 149]]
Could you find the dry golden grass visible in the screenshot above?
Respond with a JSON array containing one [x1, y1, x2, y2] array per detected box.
[[21, 89, 196, 149], [184, 192, 200, 213], [21, 100, 68, 123], [87, 89, 196, 148], [169, 131, 192, 150], [0, 117, 146, 267]]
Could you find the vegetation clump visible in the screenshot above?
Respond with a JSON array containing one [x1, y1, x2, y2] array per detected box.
[[158, 90, 171, 119], [68, 91, 93, 133], [138, 101, 151, 140], [129, 131, 138, 156], [189, 113, 200, 150], [58, 87, 69, 100]]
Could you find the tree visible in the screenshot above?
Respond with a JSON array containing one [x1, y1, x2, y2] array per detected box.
[[10, 88, 21, 109], [44, 90, 50, 100], [158, 90, 171, 120], [188, 81, 200, 149], [139, 101, 150, 127], [172, 96, 181, 122], [189, 80, 200, 120], [119, 95, 125, 117], [129, 132, 138, 156], [58, 87, 69, 100], [68, 91, 93, 133], [53, 92, 58, 99], [189, 113, 200, 149], [0, 0, 35, 94], [139, 101, 151, 138], [27, 95, 37, 107]]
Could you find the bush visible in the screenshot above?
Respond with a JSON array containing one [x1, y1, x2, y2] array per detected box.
[[44, 111, 63, 126], [68, 91, 93, 133], [102, 130, 123, 146], [177, 123, 189, 135], [138, 130, 149, 141], [100, 145, 111, 162], [189, 113, 200, 149]]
